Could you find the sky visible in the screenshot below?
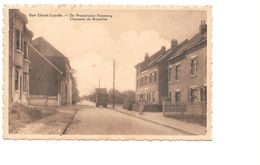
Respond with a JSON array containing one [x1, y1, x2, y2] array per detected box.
[[20, 7, 206, 96]]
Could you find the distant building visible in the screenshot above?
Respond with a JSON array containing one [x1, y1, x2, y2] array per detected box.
[[167, 20, 207, 116], [9, 9, 33, 104], [135, 39, 179, 109], [28, 37, 73, 106]]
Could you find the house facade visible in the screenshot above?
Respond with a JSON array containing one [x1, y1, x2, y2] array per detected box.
[[135, 39, 178, 110], [9, 9, 33, 104], [28, 37, 73, 106], [166, 20, 207, 116]]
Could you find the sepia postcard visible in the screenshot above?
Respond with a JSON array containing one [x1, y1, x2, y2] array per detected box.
[[3, 5, 212, 140]]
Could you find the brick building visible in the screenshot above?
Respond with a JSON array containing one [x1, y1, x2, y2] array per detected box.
[[135, 39, 179, 110], [9, 9, 33, 104], [166, 20, 207, 116], [28, 37, 73, 106]]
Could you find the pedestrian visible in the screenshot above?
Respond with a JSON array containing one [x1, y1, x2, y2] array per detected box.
[[139, 99, 145, 115]]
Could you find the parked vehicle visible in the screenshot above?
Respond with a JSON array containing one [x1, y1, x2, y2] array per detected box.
[[95, 88, 108, 107]]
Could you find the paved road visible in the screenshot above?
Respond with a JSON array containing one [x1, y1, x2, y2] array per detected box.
[[65, 105, 186, 135]]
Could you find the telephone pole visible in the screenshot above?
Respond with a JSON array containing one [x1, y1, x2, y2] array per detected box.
[[113, 59, 115, 109]]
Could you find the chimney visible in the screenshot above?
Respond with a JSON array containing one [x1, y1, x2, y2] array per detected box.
[[171, 39, 178, 50], [144, 53, 149, 61], [161, 46, 166, 54], [199, 20, 207, 34]]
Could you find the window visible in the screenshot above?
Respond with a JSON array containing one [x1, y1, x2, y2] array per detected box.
[[168, 67, 172, 82], [15, 30, 24, 51], [154, 71, 157, 82], [145, 76, 147, 85], [149, 73, 152, 83], [168, 91, 172, 100], [152, 92, 155, 102], [175, 91, 181, 104], [23, 74, 27, 92], [176, 65, 180, 81], [24, 41, 28, 59], [200, 86, 207, 102], [190, 88, 198, 103], [15, 70, 19, 90], [15, 30, 20, 50], [21, 33, 24, 52], [191, 58, 198, 76]]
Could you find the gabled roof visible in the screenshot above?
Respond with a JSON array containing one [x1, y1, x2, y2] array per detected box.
[[137, 46, 174, 72], [28, 43, 63, 74], [31, 37, 72, 74], [168, 32, 207, 61], [142, 48, 172, 70]]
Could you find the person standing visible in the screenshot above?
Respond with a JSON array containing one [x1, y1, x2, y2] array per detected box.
[[139, 99, 145, 115]]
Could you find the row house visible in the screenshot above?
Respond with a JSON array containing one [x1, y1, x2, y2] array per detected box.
[[167, 20, 207, 116], [135, 39, 179, 110], [9, 9, 33, 104], [28, 37, 73, 106]]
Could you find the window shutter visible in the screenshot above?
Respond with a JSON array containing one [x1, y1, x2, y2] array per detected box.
[[198, 87, 201, 102], [196, 58, 198, 74], [200, 87, 203, 101], [190, 60, 192, 75]]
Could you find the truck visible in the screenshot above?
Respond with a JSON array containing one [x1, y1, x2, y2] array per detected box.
[[95, 88, 108, 108]]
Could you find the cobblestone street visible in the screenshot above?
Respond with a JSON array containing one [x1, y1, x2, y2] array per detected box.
[[65, 102, 189, 135]]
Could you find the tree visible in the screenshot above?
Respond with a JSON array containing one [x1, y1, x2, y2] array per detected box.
[[108, 88, 123, 104], [121, 90, 136, 103]]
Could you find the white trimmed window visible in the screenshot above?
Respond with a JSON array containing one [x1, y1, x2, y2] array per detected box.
[[15, 70, 19, 90], [23, 74, 27, 92], [15, 30, 24, 52], [149, 73, 152, 83], [168, 67, 172, 82], [145, 75, 148, 85], [200, 86, 207, 102], [175, 91, 181, 104], [175, 64, 180, 81], [154, 71, 157, 82], [24, 41, 28, 59], [190, 88, 198, 103], [168, 91, 172, 101], [190, 58, 198, 76]]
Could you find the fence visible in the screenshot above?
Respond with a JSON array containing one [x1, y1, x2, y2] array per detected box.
[[163, 101, 206, 117], [163, 101, 186, 117], [133, 103, 162, 112], [29, 95, 59, 106]]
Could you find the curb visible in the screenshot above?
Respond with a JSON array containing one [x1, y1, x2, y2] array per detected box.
[[60, 109, 79, 135], [109, 107, 195, 135]]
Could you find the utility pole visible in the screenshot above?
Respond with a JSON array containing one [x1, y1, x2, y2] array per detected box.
[[113, 59, 115, 109], [93, 85, 95, 102]]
